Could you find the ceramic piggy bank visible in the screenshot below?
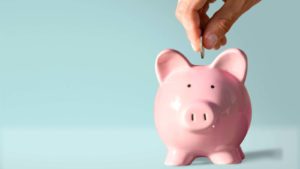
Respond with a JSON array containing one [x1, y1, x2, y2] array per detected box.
[[154, 48, 251, 166]]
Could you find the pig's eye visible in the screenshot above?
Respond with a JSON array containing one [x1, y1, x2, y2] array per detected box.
[[211, 85, 215, 89], [187, 84, 191, 88]]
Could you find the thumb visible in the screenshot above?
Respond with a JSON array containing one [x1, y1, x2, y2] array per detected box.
[[203, 1, 243, 49]]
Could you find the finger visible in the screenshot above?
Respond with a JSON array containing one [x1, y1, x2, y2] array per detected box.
[[213, 41, 221, 50], [241, 0, 261, 13], [176, 0, 208, 51], [201, 2, 210, 14], [212, 36, 226, 50], [203, 0, 245, 49], [199, 12, 210, 32], [198, 13, 210, 52], [220, 36, 227, 46], [184, 13, 201, 51]]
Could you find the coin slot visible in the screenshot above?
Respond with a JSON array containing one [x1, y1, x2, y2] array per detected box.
[[191, 113, 194, 121], [203, 113, 207, 121]]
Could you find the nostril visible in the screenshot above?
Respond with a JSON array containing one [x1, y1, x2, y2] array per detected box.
[[185, 106, 214, 130]]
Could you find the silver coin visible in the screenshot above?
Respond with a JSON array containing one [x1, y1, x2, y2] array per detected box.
[[200, 36, 205, 59]]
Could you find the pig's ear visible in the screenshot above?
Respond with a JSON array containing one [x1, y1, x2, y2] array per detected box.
[[210, 48, 248, 83], [155, 49, 191, 83]]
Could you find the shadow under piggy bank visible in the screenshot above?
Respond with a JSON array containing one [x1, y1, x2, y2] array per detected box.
[[191, 148, 283, 166], [244, 148, 283, 162]]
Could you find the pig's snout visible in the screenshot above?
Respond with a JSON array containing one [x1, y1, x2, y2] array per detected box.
[[183, 103, 215, 131]]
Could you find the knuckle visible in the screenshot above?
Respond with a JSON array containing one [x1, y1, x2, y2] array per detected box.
[[216, 18, 233, 33]]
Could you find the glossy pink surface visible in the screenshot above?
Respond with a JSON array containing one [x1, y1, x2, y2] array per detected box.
[[154, 48, 251, 165]]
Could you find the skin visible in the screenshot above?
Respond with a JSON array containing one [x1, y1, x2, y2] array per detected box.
[[175, 0, 261, 51]]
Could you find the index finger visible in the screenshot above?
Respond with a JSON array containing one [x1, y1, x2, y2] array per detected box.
[[176, 0, 208, 51]]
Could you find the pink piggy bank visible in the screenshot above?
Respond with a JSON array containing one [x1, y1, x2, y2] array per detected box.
[[154, 48, 251, 166]]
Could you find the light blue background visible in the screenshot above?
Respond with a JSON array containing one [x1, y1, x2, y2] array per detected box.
[[1, 0, 299, 127], [0, 0, 299, 168]]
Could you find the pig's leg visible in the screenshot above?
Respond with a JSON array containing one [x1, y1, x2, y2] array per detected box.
[[208, 147, 242, 164], [165, 149, 195, 166], [237, 146, 245, 159]]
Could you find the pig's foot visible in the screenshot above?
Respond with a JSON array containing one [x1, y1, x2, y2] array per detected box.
[[237, 146, 245, 159], [164, 149, 195, 166], [208, 147, 242, 164]]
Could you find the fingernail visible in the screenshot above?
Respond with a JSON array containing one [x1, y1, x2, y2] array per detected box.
[[206, 34, 218, 48], [191, 42, 199, 52]]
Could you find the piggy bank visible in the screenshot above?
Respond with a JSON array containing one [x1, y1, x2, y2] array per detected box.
[[154, 48, 251, 165]]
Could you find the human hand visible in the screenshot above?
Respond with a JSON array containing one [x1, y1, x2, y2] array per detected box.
[[175, 0, 260, 51]]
